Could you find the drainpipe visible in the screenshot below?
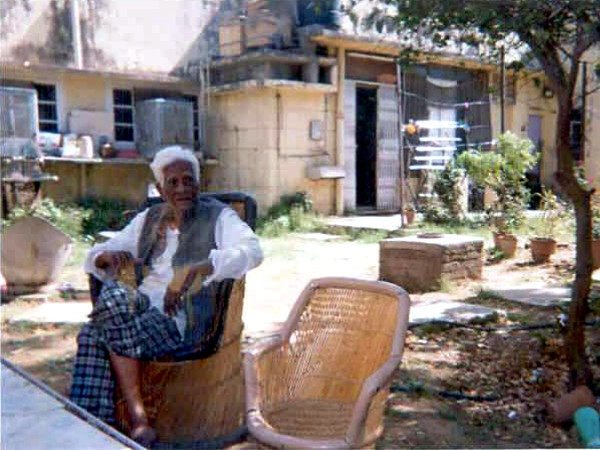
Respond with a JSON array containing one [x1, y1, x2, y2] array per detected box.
[[71, 0, 83, 69], [335, 46, 345, 215]]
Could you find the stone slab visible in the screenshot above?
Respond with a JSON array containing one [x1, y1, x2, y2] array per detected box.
[[324, 215, 403, 232], [381, 234, 485, 250], [409, 299, 499, 325], [485, 283, 571, 307], [294, 233, 343, 242], [1, 362, 131, 450], [10, 301, 91, 324]]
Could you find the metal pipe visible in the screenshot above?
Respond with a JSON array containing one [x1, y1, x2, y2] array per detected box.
[[500, 46, 505, 134], [335, 47, 346, 215], [580, 61, 587, 161], [71, 0, 83, 69], [396, 61, 405, 226]]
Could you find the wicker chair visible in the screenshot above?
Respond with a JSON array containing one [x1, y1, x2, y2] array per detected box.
[[244, 277, 411, 449], [89, 192, 257, 446]]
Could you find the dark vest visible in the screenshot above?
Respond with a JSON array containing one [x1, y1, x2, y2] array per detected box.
[[137, 196, 228, 360]]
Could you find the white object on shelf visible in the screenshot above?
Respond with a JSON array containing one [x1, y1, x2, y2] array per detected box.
[[307, 165, 345, 180]]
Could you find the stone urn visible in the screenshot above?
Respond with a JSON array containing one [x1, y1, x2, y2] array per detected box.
[[493, 232, 518, 258], [1, 216, 73, 295], [530, 237, 557, 263], [592, 239, 600, 271]]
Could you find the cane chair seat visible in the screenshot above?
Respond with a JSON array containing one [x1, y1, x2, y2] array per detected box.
[[244, 277, 411, 449]]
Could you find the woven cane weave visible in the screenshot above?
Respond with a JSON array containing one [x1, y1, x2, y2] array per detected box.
[[245, 278, 411, 449], [116, 278, 246, 443]]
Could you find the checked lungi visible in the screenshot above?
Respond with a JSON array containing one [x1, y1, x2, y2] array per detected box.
[[70, 281, 183, 423]]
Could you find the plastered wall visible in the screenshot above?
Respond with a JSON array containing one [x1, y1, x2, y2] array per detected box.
[[206, 86, 336, 214]]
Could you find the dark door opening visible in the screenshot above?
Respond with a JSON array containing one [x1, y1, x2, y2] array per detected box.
[[356, 87, 377, 208]]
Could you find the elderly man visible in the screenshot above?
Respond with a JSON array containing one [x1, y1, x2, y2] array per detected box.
[[70, 146, 263, 445]]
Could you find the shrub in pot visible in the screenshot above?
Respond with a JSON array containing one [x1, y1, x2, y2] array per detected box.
[[529, 189, 561, 263], [457, 133, 537, 258]]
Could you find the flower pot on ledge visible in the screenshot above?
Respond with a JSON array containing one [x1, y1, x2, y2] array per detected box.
[[404, 209, 415, 225], [493, 231, 518, 258], [530, 237, 557, 263]]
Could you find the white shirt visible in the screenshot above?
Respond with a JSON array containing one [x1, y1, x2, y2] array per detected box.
[[85, 207, 263, 336]]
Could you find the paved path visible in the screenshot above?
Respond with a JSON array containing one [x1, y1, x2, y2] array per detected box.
[[1, 359, 141, 450], [484, 282, 571, 307]]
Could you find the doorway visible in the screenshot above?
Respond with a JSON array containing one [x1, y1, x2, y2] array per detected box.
[[527, 115, 543, 208], [356, 87, 377, 208]]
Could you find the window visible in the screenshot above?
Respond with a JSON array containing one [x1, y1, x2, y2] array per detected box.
[[113, 89, 135, 142], [183, 95, 200, 145], [34, 84, 58, 132], [570, 108, 583, 161]]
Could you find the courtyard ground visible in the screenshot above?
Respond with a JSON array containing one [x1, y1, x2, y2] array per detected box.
[[2, 230, 600, 448]]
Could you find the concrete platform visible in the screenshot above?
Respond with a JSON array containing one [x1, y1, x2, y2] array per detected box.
[[484, 283, 571, 307], [324, 214, 403, 232], [1, 359, 141, 450], [409, 298, 499, 325]]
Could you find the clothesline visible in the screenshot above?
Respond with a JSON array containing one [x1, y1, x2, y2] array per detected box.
[[401, 90, 490, 108]]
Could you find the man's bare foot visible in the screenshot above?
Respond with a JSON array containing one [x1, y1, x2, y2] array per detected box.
[[130, 423, 157, 448]]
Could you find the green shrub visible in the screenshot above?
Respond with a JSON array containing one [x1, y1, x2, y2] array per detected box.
[[78, 198, 132, 237], [1, 198, 91, 241], [257, 192, 320, 237], [457, 132, 537, 232]]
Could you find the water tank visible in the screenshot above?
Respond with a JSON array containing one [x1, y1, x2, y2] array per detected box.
[[135, 98, 194, 159]]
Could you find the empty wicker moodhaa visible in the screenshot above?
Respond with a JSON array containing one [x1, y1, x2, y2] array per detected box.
[[116, 279, 246, 444], [244, 277, 411, 449]]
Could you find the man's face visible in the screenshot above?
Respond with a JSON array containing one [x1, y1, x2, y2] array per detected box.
[[157, 160, 199, 212]]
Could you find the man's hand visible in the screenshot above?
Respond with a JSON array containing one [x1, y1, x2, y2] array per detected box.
[[163, 288, 184, 317], [163, 260, 213, 316], [94, 251, 134, 275]]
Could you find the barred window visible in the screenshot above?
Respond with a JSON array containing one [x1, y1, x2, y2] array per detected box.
[[34, 84, 58, 132], [113, 89, 135, 142]]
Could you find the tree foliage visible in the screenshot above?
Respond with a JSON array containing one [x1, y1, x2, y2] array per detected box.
[[344, 0, 600, 389]]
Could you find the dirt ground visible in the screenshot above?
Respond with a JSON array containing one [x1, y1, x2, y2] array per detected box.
[[2, 232, 600, 448]]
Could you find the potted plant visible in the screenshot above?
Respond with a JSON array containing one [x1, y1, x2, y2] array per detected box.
[[457, 132, 537, 258], [492, 205, 520, 258], [404, 205, 416, 225], [529, 188, 561, 263]]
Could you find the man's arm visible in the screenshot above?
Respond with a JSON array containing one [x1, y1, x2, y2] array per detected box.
[[84, 209, 148, 281], [203, 207, 263, 285]]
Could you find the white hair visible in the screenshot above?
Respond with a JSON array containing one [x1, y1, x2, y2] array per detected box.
[[150, 146, 200, 186]]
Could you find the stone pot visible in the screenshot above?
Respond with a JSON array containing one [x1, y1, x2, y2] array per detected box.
[[404, 210, 415, 225], [530, 237, 557, 263], [592, 239, 600, 271], [547, 385, 596, 424], [493, 232, 518, 258]]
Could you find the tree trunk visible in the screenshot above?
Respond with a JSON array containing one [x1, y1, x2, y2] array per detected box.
[[554, 90, 595, 390]]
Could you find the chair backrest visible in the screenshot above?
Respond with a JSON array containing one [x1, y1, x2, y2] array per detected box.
[[143, 191, 257, 230], [274, 278, 410, 404]]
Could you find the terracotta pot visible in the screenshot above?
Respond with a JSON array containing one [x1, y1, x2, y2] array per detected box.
[[547, 385, 596, 424], [493, 232, 518, 258], [592, 239, 600, 271], [530, 237, 557, 263], [404, 210, 415, 225]]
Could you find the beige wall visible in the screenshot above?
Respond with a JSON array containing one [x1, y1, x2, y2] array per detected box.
[[206, 86, 337, 214], [3, 67, 198, 143], [43, 160, 154, 206], [489, 71, 558, 188], [583, 47, 600, 193]]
